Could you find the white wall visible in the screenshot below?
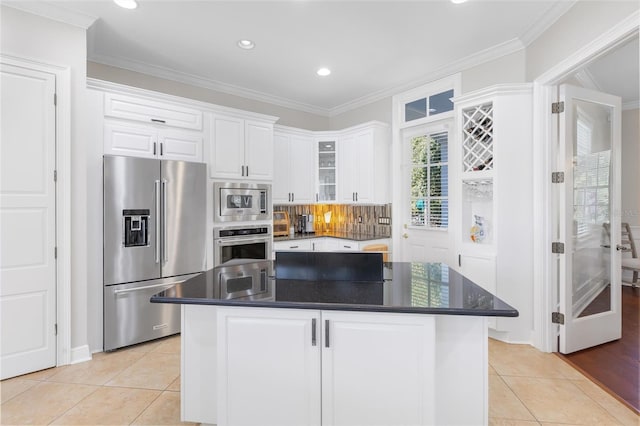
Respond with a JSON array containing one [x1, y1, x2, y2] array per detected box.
[[622, 108, 640, 226], [0, 6, 90, 355], [526, 1, 640, 80], [88, 61, 330, 131]]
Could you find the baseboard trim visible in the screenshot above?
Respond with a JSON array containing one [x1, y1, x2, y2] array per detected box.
[[69, 345, 92, 364]]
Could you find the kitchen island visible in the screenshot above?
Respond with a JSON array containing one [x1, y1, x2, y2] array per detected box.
[[152, 253, 517, 426]]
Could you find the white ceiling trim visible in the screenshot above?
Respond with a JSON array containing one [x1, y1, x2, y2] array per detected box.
[[623, 100, 640, 110], [91, 36, 525, 119], [574, 69, 601, 91], [3, 1, 97, 29], [519, 1, 578, 46], [328, 38, 525, 117], [89, 53, 333, 117]]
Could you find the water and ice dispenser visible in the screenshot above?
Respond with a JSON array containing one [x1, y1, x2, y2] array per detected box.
[[122, 209, 150, 247]]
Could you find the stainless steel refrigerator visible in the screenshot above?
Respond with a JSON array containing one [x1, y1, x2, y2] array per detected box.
[[103, 155, 206, 351]]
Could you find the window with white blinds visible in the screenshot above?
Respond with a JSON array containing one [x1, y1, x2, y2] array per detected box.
[[409, 130, 449, 229], [573, 114, 610, 239]]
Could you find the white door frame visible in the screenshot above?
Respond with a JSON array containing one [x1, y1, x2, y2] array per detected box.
[[1, 54, 72, 366], [531, 12, 639, 352]]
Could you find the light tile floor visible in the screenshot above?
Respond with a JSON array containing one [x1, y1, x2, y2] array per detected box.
[[1, 336, 638, 425]]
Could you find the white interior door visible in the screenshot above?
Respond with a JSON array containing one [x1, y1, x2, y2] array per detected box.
[[0, 63, 57, 379], [558, 84, 622, 354], [399, 123, 451, 263]]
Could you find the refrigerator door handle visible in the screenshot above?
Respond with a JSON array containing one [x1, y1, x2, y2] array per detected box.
[[162, 179, 168, 263], [113, 281, 182, 295], [155, 179, 161, 263]]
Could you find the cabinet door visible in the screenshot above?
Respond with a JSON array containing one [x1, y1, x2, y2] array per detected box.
[[274, 239, 313, 251], [273, 133, 291, 203], [158, 129, 202, 162], [245, 120, 273, 181], [217, 307, 321, 426], [211, 115, 244, 179], [104, 92, 203, 130], [321, 311, 436, 426], [289, 135, 315, 203], [337, 135, 357, 203], [104, 121, 157, 159], [352, 131, 375, 203]]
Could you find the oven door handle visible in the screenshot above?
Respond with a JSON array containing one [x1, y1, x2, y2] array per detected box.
[[216, 236, 270, 245]]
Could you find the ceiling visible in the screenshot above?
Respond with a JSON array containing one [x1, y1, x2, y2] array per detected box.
[[8, 1, 636, 115], [574, 35, 639, 109]]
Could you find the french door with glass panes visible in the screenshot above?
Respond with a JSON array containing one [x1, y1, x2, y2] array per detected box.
[[557, 84, 622, 354], [400, 122, 451, 263]]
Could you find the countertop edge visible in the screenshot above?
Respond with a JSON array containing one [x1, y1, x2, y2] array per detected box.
[[150, 295, 519, 318]]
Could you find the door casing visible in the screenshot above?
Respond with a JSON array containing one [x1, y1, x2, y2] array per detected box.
[[531, 12, 639, 352]]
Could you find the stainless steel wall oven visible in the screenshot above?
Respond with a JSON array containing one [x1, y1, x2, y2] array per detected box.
[[213, 225, 272, 266]]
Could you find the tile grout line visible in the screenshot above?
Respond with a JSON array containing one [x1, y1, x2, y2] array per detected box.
[[492, 368, 542, 425]]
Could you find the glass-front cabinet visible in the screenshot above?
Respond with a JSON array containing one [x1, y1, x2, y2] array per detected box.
[[316, 140, 337, 202]]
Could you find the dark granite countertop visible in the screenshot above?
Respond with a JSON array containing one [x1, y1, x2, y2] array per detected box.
[[151, 258, 518, 318], [274, 231, 390, 243]]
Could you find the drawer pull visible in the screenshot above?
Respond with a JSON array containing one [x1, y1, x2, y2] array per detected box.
[[151, 118, 166, 123]]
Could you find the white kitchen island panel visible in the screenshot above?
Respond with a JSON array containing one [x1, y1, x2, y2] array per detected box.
[[182, 304, 488, 426]]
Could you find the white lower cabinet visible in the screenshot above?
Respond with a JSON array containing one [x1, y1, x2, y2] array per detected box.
[[321, 311, 435, 426], [217, 308, 321, 426], [184, 306, 436, 426], [183, 305, 488, 426]]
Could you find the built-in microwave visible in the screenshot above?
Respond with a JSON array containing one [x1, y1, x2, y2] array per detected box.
[[214, 182, 270, 222]]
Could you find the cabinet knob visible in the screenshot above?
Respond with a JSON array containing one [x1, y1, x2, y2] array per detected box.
[[402, 233, 408, 239]]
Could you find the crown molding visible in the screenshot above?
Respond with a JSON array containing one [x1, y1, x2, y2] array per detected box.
[[623, 100, 639, 111], [3, 0, 97, 29], [574, 68, 601, 91], [329, 38, 525, 117], [519, 1, 578, 47], [89, 53, 333, 117]]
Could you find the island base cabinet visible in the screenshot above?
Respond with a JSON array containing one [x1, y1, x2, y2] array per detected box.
[[182, 306, 488, 426], [321, 312, 436, 426], [216, 307, 321, 426]]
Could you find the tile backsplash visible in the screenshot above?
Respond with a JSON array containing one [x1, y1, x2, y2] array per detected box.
[[273, 204, 392, 237]]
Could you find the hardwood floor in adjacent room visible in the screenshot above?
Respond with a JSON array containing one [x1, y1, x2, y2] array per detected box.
[[560, 285, 640, 414]]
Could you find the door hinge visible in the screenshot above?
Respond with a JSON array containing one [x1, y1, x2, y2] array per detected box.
[[54, 170, 57, 182], [551, 312, 565, 325], [54, 246, 58, 259], [551, 242, 565, 254], [54, 323, 58, 335], [551, 172, 564, 183], [552, 101, 564, 114], [53, 93, 57, 106]]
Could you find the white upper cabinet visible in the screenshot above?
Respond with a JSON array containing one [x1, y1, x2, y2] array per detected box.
[[210, 114, 274, 181], [104, 92, 203, 130], [273, 127, 315, 204], [101, 91, 204, 162], [104, 120, 203, 162], [273, 122, 390, 205], [337, 123, 390, 204]]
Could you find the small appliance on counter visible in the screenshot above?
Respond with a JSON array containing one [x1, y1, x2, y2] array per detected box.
[[296, 214, 315, 234], [273, 211, 290, 237]]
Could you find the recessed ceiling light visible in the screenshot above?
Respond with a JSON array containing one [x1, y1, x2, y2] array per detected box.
[[237, 40, 255, 50], [450, 0, 468, 3], [317, 68, 331, 77], [114, 0, 137, 9]]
